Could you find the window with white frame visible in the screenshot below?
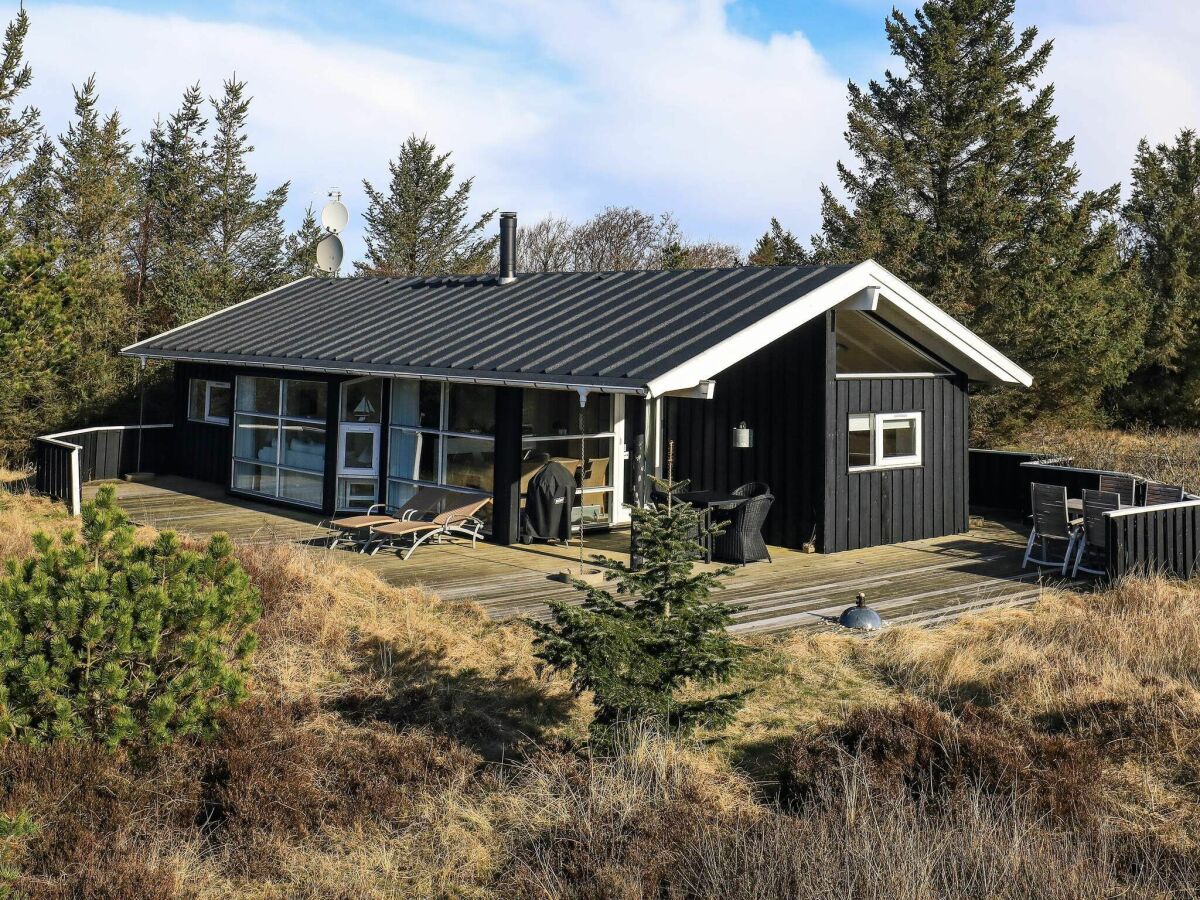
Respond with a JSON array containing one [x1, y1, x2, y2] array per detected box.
[[848, 412, 922, 470], [387, 379, 495, 526], [188, 379, 231, 424], [231, 376, 327, 506]]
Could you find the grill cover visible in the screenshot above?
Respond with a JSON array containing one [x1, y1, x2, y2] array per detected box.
[[523, 461, 576, 543]]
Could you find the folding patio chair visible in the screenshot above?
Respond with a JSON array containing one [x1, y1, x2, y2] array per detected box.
[[1097, 473, 1138, 508], [368, 494, 493, 560], [1143, 481, 1186, 506], [1023, 483, 1079, 576], [322, 486, 452, 553], [1071, 488, 1121, 577]]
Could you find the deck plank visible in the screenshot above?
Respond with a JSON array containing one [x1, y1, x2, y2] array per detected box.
[[86, 477, 1057, 635]]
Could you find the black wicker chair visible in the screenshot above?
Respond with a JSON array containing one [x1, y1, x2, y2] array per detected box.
[[712, 487, 773, 565]]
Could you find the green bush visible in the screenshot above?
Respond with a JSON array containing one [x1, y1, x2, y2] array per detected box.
[[0, 485, 260, 747]]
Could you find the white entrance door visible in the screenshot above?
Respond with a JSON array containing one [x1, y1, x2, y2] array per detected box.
[[336, 422, 380, 510]]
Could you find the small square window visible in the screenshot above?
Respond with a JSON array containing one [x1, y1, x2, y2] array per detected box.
[[188, 379, 231, 424], [848, 411, 922, 470]]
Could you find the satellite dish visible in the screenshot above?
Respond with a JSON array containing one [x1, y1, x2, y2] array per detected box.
[[321, 200, 349, 234], [315, 234, 344, 273]]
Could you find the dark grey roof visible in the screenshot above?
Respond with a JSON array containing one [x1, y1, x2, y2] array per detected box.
[[124, 265, 854, 392]]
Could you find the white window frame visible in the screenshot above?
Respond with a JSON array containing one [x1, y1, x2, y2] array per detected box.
[[338, 422, 381, 476], [848, 411, 923, 472], [230, 376, 327, 508], [519, 391, 626, 528], [386, 380, 496, 512], [188, 379, 231, 425]]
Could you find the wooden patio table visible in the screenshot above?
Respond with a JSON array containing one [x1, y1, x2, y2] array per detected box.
[[674, 490, 747, 563]]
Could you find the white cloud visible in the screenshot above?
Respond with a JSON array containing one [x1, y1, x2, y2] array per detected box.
[[1023, 0, 1200, 194], [21, 1, 851, 261]]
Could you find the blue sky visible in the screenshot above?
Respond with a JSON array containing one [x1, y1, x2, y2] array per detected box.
[[17, 1, 1200, 264]]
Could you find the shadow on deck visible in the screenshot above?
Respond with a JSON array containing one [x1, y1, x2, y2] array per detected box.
[[88, 475, 1070, 636]]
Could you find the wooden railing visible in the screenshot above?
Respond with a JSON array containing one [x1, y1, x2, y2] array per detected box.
[[1105, 499, 1200, 580], [33, 425, 173, 515], [968, 449, 1072, 514], [970, 448, 1200, 580]]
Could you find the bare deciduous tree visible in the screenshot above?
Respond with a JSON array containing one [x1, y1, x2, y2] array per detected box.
[[507, 206, 743, 273]]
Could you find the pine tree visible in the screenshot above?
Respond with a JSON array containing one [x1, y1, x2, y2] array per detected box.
[[0, 486, 260, 747], [748, 218, 808, 266], [532, 474, 749, 737], [0, 243, 75, 461], [204, 77, 289, 312], [355, 134, 496, 276], [55, 76, 138, 422], [0, 7, 39, 246], [13, 134, 58, 246], [283, 203, 323, 278], [141, 84, 211, 331], [810, 0, 1148, 434], [1120, 130, 1200, 424]]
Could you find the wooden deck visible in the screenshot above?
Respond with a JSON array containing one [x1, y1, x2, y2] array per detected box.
[[87, 476, 1063, 635]]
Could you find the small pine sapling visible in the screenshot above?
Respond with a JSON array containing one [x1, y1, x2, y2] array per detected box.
[[532, 472, 750, 737]]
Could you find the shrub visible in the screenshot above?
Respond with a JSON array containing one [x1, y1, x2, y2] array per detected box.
[[0, 485, 260, 747]]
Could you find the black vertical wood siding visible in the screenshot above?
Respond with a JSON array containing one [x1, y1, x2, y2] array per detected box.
[[664, 318, 827, 550], [1107, 503, 1200, 579], [173, 362, 234, 486], [825, 374, 969, 551], [492, 387, 523, 545]]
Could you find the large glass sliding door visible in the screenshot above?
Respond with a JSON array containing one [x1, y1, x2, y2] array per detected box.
[[520, 389, 624, 527], [387, 378, 494, 526], [232, 376, 327, 507]]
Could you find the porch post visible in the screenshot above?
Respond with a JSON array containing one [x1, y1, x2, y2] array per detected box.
[[492, 387, 523, 545]]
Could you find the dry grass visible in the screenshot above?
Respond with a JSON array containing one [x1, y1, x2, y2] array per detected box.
[[1, 489, 1199, 896], [1010, 423, 1200, 489]]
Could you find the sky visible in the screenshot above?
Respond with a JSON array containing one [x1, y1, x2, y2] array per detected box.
[[14, 0, 1200, 264]]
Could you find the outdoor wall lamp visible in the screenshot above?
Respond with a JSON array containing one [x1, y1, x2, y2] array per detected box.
[[733, 421, 754, 449]]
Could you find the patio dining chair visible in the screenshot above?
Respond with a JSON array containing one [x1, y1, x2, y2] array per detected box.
[[367, 494, 493, 560], [712, 488, 774, 565], [1070, 489, 1121, 578], [323, 486, 452, 553], [1097, 473, 1138, 508], [1143, 481, 1186, 506], [1023, 483, 1079, 575]]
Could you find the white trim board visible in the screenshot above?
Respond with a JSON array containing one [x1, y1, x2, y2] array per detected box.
[[644, 260, 1032, 397]]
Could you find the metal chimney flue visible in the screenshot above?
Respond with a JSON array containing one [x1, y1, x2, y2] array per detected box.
[[499, 211, 517, 284]]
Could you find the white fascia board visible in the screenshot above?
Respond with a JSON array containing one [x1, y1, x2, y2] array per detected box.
[[862, 261, 1033, 387], [643, 261, 1033, 397], [121, 276, 315, 355]]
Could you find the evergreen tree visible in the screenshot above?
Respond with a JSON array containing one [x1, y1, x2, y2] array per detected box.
[[810, 0, 1147, 433], [55, 76, 138, 422], [204, 77, 289, 313], [1120, 130, 1200, 424], [0, 7, 38, 245], [141, 85, 211, 331], [0, 243, 75, 461], [532, 475, 749, 737], [0, 486, 260, 747], [355, 134, 496, 276], [748, 217, 808, 266], [283, 202, 322, 278], [13, 134, 58, 246]]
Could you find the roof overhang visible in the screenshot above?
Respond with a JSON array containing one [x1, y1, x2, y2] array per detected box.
[[120, 348, 648, 395], [643, 260, 1032, 397]]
